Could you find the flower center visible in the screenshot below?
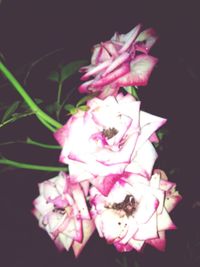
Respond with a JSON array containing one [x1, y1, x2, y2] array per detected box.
[[112, 195, 137, 216], [102, 127, 118, 139], [53, 206, 66, 215]]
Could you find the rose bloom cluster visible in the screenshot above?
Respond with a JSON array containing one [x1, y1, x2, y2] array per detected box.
[[33, 25, 182, 257]]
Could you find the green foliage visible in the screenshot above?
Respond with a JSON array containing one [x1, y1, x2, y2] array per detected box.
[[76, 93, 98, 107], [1, 101, 20, 123], [48, 60, 87, 83], [64, 104, 78, 115], [124, 86, 139, 100], [0, 98, 43, 128]]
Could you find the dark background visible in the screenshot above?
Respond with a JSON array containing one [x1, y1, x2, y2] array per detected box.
[[0, 0, 200, 267]]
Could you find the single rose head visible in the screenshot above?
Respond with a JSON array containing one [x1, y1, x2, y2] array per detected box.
[[32, 172, 95, 257], [90, 170, 182, 252], [79, 24, 158, 98], [54, 94, 166, 192]]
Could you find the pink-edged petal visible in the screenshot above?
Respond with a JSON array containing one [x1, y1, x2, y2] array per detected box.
[[101, 41, 119, 57], [54, 236, 65, 251], [165, 191, 182, 213], [114, 242, 133, 252], [150, 173, 160, 189], [61, 217, 77, 240], [157, 208, 176, 231], [80, 180, 90, 197], [135, 28, 158, 53], [33, 196, 53, 215], [135, 193, 159, 224], [119, 24, 142, 53], [149, 132, 159, 143], [119, 217, 138, 244], [138, 111, 167, 148], [101, 209, 129, 242], [91, 174, 121, 196], [78, 79, 94, 93], [81, 60, 112, 81], [58, 233, 73, 251], [71, 183, 90, 219], [47, 212, 65, 235], [91, 63, 130, 88], [102, 52, 130, 77], [91, 44, 111, 65], [39, 181, 58, 200], [126, 141, 158, 178], [146, 231, 166, 251], [134, 213, 158, 240], [98, 84, 119, 99], [115, 55, 158, 87], [72, 219, 95, 258], [128, 238, 144, 252]]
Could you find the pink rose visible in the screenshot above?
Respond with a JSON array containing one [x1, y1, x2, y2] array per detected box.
[[32, 172, 95, 257], [90, 169, 182, 252], [55, 94, 166, 189], [79, 24, 158, 98]]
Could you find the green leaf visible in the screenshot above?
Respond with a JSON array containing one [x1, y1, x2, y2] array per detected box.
[[1, 101, 20, 123], [64, 104, 78, 115], [157, 128, 168, 141], [78, 105, 89, 111], [76, 93, 98, 107], [34, 98, 43, 105], [46, 102, 60, 114], [60, 60, 87, 82], [124, 86, 139, 100], [48, 70, 59, 82]]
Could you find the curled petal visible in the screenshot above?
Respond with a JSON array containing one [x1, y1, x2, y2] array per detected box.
[[115, 55, 158, 87]]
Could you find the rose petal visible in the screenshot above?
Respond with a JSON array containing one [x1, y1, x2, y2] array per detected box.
[[146, 231, 166, 251], [72, 219, 95, 257], [115, 55, 158, 87]]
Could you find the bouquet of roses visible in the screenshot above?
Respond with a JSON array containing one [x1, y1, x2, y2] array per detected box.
[[0, 24, 182, 258]]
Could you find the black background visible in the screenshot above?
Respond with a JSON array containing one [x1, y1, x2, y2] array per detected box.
[[0, 1, 200, 267]]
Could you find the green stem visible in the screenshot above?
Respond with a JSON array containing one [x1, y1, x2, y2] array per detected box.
[[0, 138, 61, 150], [0, 158, 68, 172], [57, 80, 63, 107], [0, 61, 62, 130], [37, 116, 56, 132], [26, 137, 61, 149], [56, 80, 63, 120], [0, 111, 34, 128]]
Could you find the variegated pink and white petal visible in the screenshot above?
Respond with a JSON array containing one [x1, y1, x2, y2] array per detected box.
[[126, 141, 158, 178], [146, 231, 166, 251], [115, 55, 158, 87], [165, 191, 182, 213], [134, 213, 158, 240], [135, 193, 159, 224], [90, 174, 122, 196], [72, 219, 95, 258], [114, 242, 134, 252], [128, 239, 145, 252], [91, 63, 130, 88], [157, 208, 176, 231], [135, 28, 158, 53], [58, 233, 73, 251], [70, 183, 90, 219]]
